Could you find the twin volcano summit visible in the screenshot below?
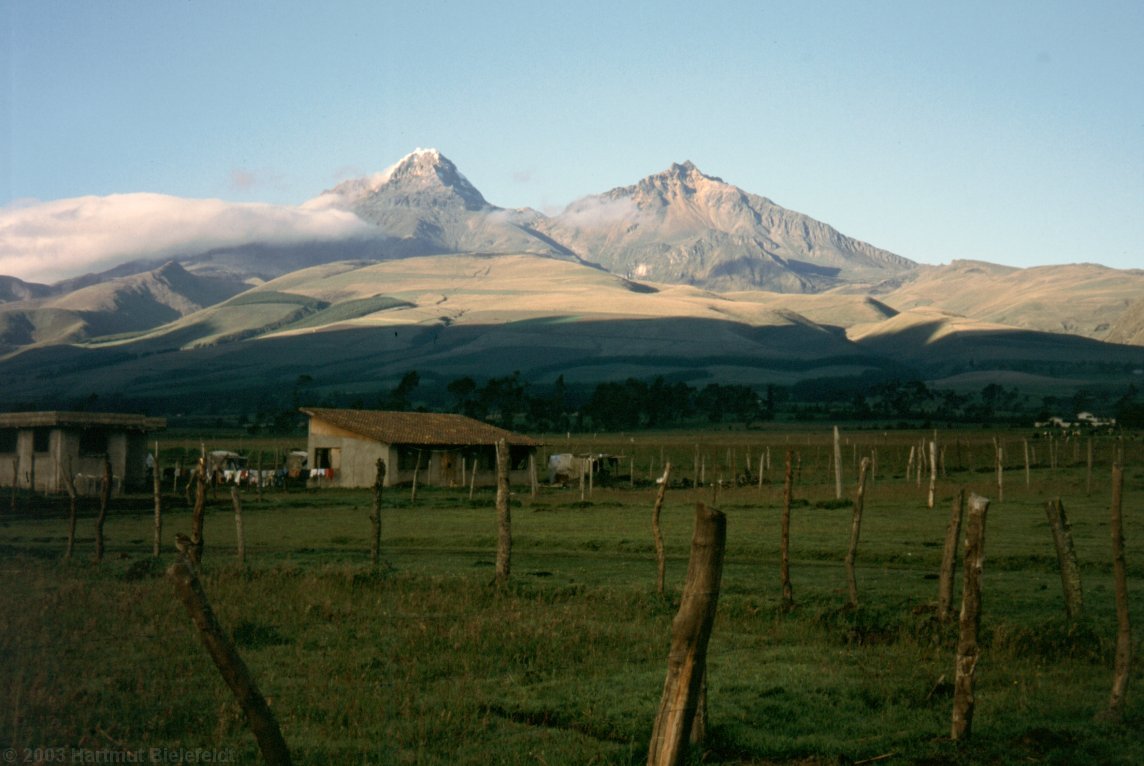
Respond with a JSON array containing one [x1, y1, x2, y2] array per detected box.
[[294, 148, 915, 293], [2, 148, 1142, 414]]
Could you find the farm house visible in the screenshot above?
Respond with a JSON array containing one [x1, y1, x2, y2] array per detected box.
[[0, 411, 166, 495], [300, 408, 542, 488]]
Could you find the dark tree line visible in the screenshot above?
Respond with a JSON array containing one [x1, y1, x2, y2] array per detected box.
[[239, 369, 1141, 436]]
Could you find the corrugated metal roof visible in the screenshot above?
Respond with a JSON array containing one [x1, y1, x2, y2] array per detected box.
[[0, 411, 166, 431], [301, 408, 541, 447]]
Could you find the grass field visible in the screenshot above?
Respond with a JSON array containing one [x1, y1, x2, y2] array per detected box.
[[1, 427, 1142, 764]]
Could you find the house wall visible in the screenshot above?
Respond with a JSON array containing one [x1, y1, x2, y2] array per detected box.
[[307, 419, 390, 488], [0, 427, 147, 494], [306, 417, 537, 489]]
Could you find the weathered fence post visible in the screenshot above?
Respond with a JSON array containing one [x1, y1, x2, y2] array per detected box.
[[1104, 464, 1131, 722], [1029, 441, 1038, 489], [994, 439, 1004, 502], [927, 440, 937, 509], [589, 454, 595, 498], [1044, 497, 1084, 622], [652, 463, 672, 596], [845, 457, 871, 608], [231, 487, 245, 566], [647, 503, 727, 766], [58, 459, 78, 561], [153, 441, 162, 558], [189, 456, 207, 569], [916, 438, 924, 488], [951, 492, 991, 741], [167, 559, 293, 765], [495, 439, 511, 585], [468, 459, 478, 501], [938, 489, 966, 622], [94, 453, 111, 564], [781, 449, 794, 610], [410, 449, 422, 504], [9, 456, 17, 513], [532, 454, 539, 497], [1086, 438, 1094, 497], [833, 426, 843, 500], [579, 457, 586, 502], [370, 459, 385, 569]]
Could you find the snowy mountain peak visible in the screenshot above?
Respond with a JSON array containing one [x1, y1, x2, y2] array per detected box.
[[308, 148, 488, 211]]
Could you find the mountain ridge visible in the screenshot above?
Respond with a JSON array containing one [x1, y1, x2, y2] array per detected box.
[[1, 150, 1142, 415]]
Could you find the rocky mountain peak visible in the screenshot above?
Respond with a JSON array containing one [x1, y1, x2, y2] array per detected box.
[[313, 148, 488, 212], [384, 149, 486, 204], [629, 161, 730, 205]]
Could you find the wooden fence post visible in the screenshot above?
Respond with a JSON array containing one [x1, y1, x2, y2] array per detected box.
[[951, 492, 991, 741], [58, 459, 78, 561], [647, 503, 727, 766], [845, 458, 871, 608], [1029, 441, 1038, 489], [927, 440, 938, 509], [153, 441, 162, 558], [1086, 438, 1094, 497], [916, 439, 924, 488], [938, 489, 965, 622], [1104, 464, 1131, 722], [94, 454, 111, 564], [167, 560, 293, 765], [652, 463, 672, 596], [231, 487, 245, 566], [781, 449, 794, 610], [833, 426, 843, 500], [495, 439, 511, 585], [469, 459, 478, 501], [994, 440, 1004, 502], [411, 449, 422, 504], [1044, 497, 1084, 622], [370, 459, 385, 569], [589, 454, 595, 498], [189, 457, 207, 569]]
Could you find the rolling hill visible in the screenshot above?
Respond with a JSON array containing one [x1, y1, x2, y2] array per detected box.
[[1, 150, 1142, 416]]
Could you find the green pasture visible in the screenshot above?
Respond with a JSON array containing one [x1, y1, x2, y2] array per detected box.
[[1, 428, 1142, 764]]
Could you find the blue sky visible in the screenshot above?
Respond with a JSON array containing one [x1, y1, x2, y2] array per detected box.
[[2, 0, 1142, 280]]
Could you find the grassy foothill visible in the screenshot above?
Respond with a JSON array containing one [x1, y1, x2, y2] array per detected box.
[[1, 428, 1141, 764]]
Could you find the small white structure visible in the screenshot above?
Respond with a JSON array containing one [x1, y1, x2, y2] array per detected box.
[[301, 408, 541, 488], [0, 411, 166, 494]]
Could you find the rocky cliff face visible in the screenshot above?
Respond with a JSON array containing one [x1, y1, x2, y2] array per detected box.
[[537, 161, 915, 292], [307, 149, 570, 258]]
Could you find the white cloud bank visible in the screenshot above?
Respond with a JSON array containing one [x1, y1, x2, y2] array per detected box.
[[0, 193, 376, 284]]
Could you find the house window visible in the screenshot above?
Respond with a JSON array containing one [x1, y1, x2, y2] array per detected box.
[[397, 447, 427, 471], [0, 429, 16, 453], [509, 446, 531, 470], [314, 448, 332, 469], [79, 429, 110, 456], [32, 428, 50, 453]]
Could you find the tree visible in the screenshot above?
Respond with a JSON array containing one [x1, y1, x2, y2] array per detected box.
[[479, 372, 526, 429], [1115, 385, 1144, 428], [584, 379, 645, 430], [382, 371, 420, 411], [447, 376, 479, 417], [526, 375, 570, 432]]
